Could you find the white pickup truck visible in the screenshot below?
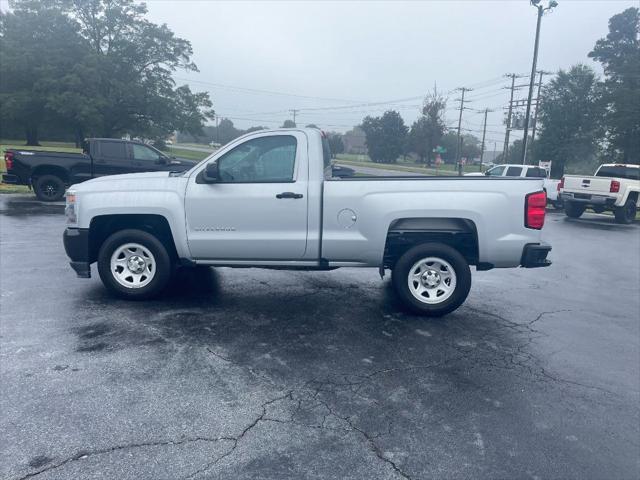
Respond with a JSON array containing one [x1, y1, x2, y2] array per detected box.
[[466, 164, 562, 208], [560, 164, 639, 224], [63, 128, 551, 316]]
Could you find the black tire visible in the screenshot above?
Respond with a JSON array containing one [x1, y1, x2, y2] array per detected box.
[[564, 201, 585, 219], [392, 243, 472, 317], [97, 229, 173, 300], [614, 199, 637, 224], [552, 199, 564, 210], [34, 175, 65, 202]]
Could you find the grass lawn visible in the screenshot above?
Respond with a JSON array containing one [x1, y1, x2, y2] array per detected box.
[[167, 146, 211, 162]]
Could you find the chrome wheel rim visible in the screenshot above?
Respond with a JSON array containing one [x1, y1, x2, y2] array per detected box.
[[407, 256, 457, 304], [110, 243, 156, 289]]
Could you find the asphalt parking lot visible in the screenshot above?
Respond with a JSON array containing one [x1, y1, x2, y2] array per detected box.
[[1, 195, 639, 480]]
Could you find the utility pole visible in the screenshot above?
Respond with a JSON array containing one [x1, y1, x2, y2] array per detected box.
[[455, 87, 472, 176], [522, 0, 558, 165], [290, 109, 299, 126], [480, 108, 492, 171], [215, 115, 219, 144], [531, 70, 550, 145], [502, 73, 519, 162]]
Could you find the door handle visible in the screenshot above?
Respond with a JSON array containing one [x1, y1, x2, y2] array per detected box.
[[276, 192, 303, 199]]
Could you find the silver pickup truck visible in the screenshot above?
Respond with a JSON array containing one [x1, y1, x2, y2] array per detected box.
[[63, 128, 551, 316]]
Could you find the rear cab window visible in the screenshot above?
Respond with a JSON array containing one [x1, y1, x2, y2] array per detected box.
[[596, 165, 640, 180], [505, 166, 523, 177], [526, 167, 547, 178]]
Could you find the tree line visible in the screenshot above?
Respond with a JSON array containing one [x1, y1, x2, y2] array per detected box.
[[0, 0, 214, 146]]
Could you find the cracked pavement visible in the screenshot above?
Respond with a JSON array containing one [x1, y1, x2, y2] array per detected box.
[[1, 196, 639, 479]]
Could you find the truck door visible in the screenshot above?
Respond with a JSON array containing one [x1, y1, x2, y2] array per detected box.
[[184, 131, 308, 260], [92, 140, 134, 177]]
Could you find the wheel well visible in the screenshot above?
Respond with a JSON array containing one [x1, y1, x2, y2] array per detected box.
[[88, 214, 178, 263], [31, 166, 69, 184], [383, 218, 479, 268], [628, 191, 639, 203]]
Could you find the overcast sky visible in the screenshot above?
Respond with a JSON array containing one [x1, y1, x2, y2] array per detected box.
[[4, 0, 635, 147], [143, 0, 635, 146]]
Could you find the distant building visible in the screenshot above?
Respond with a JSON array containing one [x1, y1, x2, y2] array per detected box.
[[342, 127, 367, 155]]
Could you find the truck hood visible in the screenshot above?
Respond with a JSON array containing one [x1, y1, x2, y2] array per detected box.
[[71, 171, 180, 193]]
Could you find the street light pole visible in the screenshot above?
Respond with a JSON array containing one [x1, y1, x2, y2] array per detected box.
[[521, 0, 557, 165]]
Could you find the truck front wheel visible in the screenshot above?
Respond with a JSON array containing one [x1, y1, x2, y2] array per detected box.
[[614, 199, 637, 224], [34, 175, 65, 202], [392, 243, 471, 317], [564, 201, 585, 219], [97, 229, 173, 299]]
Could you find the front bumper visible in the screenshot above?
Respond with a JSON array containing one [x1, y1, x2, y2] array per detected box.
[[520, 243, 552, 268], [63, 228, 91, 278]]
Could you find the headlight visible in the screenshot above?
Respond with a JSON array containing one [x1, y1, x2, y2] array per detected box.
[[65, 190, 78, 225]]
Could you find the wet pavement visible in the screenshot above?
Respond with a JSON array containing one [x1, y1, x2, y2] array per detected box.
[[1, 194, 638, 480]]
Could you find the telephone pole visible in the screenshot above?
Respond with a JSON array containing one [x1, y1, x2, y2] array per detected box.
[[502, 73, 520, 161], [522, 0, 558, 165], [290, 109, 299, 126], [530, 70, 551, 145], [480, 108, 493, 170], [455, 87, 472, 176]]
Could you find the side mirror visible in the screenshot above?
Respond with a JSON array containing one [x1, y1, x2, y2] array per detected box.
[[202, 162, 219, 183]]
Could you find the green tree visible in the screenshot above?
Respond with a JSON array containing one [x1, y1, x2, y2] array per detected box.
[[216, 118, 241, 144], [536, 65, 604, 178], [438, 132, 481, 163], [281, 120, 296, 128], [589, 7, 640, 163], [0, 1, 86, 144], [361, 110, 408, 163], [408, 89, 447, 164], [327, 133, 344, 158], [0, 0, 214, 144]]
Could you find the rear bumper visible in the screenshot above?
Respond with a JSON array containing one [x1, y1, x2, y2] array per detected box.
[[2, 173, 22, 185], [63, 228, 91, 278], [562, 192, 616, 207], [520, 243, 552, 268]]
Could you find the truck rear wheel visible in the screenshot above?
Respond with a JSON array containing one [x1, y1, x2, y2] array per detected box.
[[614, 199, 637, 224], [34, 175, 65, 202], [97, 229, 172, 300], [392, 243, 471, 317], [564, 201, 585, 219]]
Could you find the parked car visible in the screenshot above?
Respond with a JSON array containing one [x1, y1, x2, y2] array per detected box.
[[63, 128, 551, 317], [560, 163, 639, 224], [2, 138, 197, 202], [466, 164, 562, 208]]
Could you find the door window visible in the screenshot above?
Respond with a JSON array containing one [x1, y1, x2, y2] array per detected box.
[[505, 166, 523, 176], [132, 144, 162, 162], [100, 141, 126, 159], [216, 135, 297, 183], [486, 166, 505, 176]]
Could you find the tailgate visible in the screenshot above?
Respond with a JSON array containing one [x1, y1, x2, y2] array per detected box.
[[563, 176, 612, 195]]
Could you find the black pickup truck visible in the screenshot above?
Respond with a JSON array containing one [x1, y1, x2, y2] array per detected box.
[[2, 138, 197, 201]]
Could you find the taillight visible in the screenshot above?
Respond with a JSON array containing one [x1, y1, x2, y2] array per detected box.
[[4, 151, 13, 171], [558, 177, 564, 191], [610, 180, 620, 193], [525, 191, 546, 229]]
